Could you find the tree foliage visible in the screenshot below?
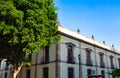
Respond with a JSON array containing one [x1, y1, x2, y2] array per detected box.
[[0, 0, 60, 67], [108, 69, 120, 78]]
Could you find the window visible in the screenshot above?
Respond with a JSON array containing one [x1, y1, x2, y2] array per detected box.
[[101, 70, 105, 78], [41, 46, 49, 64], [110, 56, 114, 69], [66, 43, 76, 64], [68, 68, 74, 78], [43, 67, 49, 78], [101, 70, 105, 75], [119, 61, 120, 68], [44, 46, 49, 63], [118, 58, 120, 68], [67, 45, 73, 63], [86, 51, 91, 61], [100, 55, 103, 65], [86, 48, 92, 66], [4, 72, 7, 78], [99, 53, 105, 68], [87, 69, 92, 75], [26, 69, 31, 78]]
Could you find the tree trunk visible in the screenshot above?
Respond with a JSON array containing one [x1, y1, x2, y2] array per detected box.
[[12, 63, 23, 78], [13, 73, 17, 78]]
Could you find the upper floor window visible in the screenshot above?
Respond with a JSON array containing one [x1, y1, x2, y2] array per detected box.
[[43, 67, 49, 78], [68, 67, 74, 78], [118, 58, 120, 68], [44, 46, 49, 62], [99, 52, 105, 68], [26, 69, 31, 78], [66, 42, 75, 64], [109, 55, 114, 69], [41, 46, 49, 64], [86, 48, 93, 66], [86, 51, 91, 60], [68, 45, 73, 59]]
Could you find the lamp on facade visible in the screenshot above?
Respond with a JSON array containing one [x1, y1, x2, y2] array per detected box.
[[78, 54, 81, 78]]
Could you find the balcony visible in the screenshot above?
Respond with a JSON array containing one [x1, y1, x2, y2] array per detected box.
[[111, 64, 115, 69], [41, 57, 49, 64], [100, 62, 105, 68], [67, 56, 76, 64], [86, 60, 93, 66]]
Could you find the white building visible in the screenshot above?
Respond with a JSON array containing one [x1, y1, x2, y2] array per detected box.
[[1, 26, 120, 78], [0, 59, 12, 78]]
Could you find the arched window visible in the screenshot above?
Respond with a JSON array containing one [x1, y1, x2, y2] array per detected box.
[[99, 52, 105, 68], [66, 42, 75, 64], [68, 45, 73, 58], [85, 48, 93, 66]]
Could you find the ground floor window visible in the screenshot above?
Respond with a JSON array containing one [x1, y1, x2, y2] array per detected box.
[[87, 69, 92, 75], [26, 69, 31, 78], [43, 67, 49, 78], [4, 72, 7, 78], [68, 67, 74, 78]]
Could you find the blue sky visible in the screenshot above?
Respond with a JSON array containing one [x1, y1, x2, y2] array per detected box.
[[55, 0, 120, 49]]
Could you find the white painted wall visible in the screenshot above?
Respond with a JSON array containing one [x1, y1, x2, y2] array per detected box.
[[17, 27, 120, 78]]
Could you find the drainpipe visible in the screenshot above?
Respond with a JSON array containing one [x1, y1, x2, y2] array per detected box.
[[56, 43, 60, 78]]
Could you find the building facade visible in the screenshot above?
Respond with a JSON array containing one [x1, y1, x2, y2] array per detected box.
[[0, 59, 12, 78], [1, 26, 120, 78]]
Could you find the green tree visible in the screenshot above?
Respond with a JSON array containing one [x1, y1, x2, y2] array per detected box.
[[108, 69, 120, 78], [0, 0, 60, 78]]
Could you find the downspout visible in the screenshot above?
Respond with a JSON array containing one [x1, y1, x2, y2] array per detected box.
[[79, 42, 82, 78], [56, 43, 60, 78]]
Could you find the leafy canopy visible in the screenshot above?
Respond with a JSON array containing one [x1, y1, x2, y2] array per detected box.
[[108, 69, 120, 77], [0, 0, 60, 65]]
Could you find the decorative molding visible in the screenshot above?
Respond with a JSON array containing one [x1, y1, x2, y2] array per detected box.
[[99, 52, 104, 55], [109, 55, 113, 58], [65, 42, 76, 47], [56, 43, 60, 78], [85, 48, 92, 52]]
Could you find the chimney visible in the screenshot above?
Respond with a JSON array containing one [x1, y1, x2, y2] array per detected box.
[[77, 28, 80, 34]]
